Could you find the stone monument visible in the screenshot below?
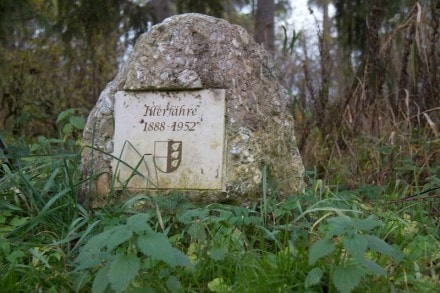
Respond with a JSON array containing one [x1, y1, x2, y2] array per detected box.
[[80, 13, 304, 205]]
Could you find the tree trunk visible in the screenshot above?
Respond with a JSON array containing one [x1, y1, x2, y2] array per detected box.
[[356, 0, 384, 135], [254, 0, 275, 54], [365, 0, 384, 103], [316, 0, 331, 133], [427, 0, 440, 111]]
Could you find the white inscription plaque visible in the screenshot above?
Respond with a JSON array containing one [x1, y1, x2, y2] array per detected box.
[[112, 89, 226, 190]]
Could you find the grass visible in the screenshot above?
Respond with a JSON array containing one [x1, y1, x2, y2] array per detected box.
[[0, 113, 439, 292]]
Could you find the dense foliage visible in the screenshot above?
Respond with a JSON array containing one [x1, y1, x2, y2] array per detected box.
[[1, 0, 439, 291]]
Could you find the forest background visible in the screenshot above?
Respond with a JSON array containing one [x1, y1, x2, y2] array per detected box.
[[0, 0, 439, 291], [1, 0, 439, 186], [0, 0, 440, 184]]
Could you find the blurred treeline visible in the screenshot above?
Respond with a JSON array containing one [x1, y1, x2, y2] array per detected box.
[[0, 0, 438, 187]]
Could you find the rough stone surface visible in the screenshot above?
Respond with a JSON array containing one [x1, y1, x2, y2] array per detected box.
[[80, 13, 305, 205]]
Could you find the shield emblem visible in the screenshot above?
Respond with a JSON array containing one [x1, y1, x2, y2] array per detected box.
[[154, 140, 182, 173]]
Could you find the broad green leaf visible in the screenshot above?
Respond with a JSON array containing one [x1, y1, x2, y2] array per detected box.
[[136, 233, 191, 267], [126, 213, 151, 235], [365, 235, 397, 260], [63, 123, 73, 135], [30, 143, 40, 152], [6, 249, 25, 263], [327, 216, 353, 237], [82, 229, 113, 251], [187, 243, 198, 262], [207, 277, 229, 293], [166, 275, 182, 291], [209, 246, 228, 261], [305, 267, 323, 288], [1, 241, 11, 254], [332, 263, 365, 293], [327, 216, 353, 226], [309, 238, 335, 265], [188, 222, 207, 241], [355, 216, 381, 231], [74, 251, 111, 270], [106, 228, 133, 251], [74, 246, 99, 267], [362, 258, 387, 276], [69, 116, 85, 129], [108, 254, 140, 292], [10, 216, 29, 228], [92, 264, 110, 293], [342, 234, 368, 259], [56, 109, 74, 124], [178, 208, 209, 224]]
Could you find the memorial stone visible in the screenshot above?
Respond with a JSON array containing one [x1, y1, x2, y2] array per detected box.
[[80, 13, 304, 205]]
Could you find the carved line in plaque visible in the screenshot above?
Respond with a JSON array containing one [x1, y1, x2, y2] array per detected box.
[[113, 140, 185, 189], [114, 140, 158, 188]]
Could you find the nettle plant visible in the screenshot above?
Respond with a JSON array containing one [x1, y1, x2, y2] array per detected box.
[[306, 214, 400, 293], [73, 213, 191, 292]]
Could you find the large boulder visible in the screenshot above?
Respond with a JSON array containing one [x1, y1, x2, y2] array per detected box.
[[80, 13, 304, 205]]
